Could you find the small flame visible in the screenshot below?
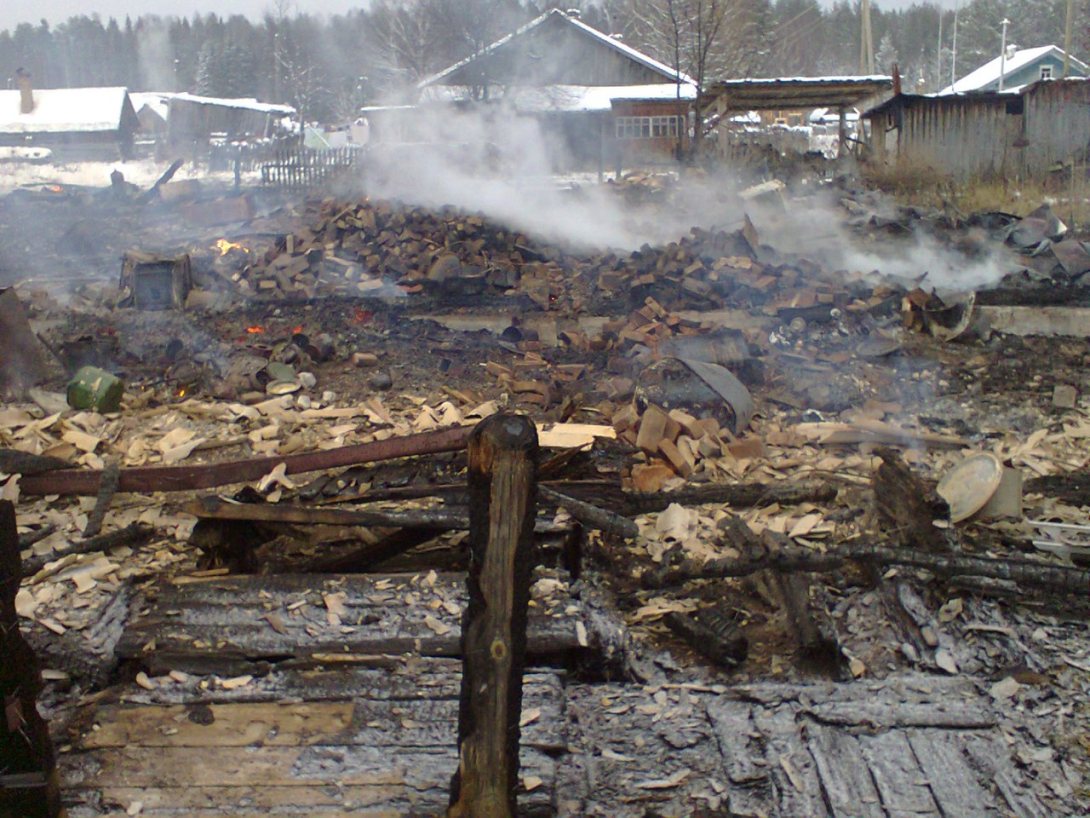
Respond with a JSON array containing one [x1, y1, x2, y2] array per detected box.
[[46, 184, 63, 193], [215, 238, 247, 256], [291, 325, 304, 335], [176, 386, 188, 398], [246, 325, 265, 335]]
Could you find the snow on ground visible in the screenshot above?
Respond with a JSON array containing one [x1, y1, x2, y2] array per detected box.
[[0, 158, 256, 194]]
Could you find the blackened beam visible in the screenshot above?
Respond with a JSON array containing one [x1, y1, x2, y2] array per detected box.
[[19, 426, 473, 497]]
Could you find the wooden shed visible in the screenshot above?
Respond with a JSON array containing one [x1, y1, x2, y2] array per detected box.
[[863, 78, 1090, 181], [166, 93, 296, 147]]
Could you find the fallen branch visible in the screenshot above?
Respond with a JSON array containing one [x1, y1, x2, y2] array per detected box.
[[22, 523, 155, 578], [19, 426, 473, 497], [539, 485, 638, 540]]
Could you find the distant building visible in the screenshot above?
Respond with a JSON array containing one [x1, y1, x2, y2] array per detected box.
[[365, 9, 697, 171], [0, 75, 138, 160], [864, 78, 1090, 181], [940, 45, 1088, 95], [130, 92, 175, 139], [166, 93, 296, 148]]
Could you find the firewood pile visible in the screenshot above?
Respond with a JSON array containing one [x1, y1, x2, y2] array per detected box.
[[225, 198, 892, 316], [236, 199, 571, 304]]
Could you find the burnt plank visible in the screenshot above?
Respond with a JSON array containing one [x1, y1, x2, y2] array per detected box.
[[116, 571, 584, 671], [60, 745, 555, 817], [705, 697, 775, 817], [858, 730, 939, 817], [906, 729, 996, 817], [751, 704, 828, 818], [962, 734, 1051, 818], [805, 721, 885, 818]]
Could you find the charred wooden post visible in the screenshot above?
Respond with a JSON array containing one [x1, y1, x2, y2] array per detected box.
[[0, 501, 64, 817], [448, 414, 538, 818]]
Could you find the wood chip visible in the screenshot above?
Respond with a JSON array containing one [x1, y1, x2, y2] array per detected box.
[[635, 768, 691, 790], [423, 615, 451, 635], [219, 674, 253, 690]]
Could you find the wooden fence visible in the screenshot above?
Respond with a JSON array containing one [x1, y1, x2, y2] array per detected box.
[[260, 145, 364, 190]]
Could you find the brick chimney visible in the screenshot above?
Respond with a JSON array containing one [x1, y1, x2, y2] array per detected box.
[[15, 68, 33, 114]]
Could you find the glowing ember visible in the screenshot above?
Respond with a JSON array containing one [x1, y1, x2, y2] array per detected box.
[[246, 326, 265, 334], [46, 184, 63, 193], [214, 238, 247, 256], [291, 325, 304, 335], [176, 386, 188, 398]]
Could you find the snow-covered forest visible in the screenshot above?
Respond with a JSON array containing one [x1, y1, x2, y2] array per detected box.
[[0, 0, 1085, 121]]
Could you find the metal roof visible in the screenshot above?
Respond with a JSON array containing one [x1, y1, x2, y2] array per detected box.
[[703, 76, 893, 110]]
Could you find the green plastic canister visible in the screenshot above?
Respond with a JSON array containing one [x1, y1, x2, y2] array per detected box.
[[67, 366, 123, 413]]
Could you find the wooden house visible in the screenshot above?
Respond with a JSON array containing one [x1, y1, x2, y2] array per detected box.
[[0, 75, 138, 161], [369, 9, 696, 171]]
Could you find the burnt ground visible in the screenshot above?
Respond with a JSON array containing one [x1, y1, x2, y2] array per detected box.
[[4, 174, 1090, 816]]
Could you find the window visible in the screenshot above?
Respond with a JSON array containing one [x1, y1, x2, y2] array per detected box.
[[1039, 65, 1053, 80], [615, 115, 680, 139]]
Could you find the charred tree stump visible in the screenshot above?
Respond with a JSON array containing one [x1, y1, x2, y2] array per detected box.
[[448, 414, 538, 818], [0, 501, 64, 817]]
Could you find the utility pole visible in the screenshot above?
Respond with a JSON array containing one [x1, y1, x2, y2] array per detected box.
[[951, 0, 959, 85], [998, 18, 1010, 91], [860, 0, 875, 74], [1063, 0, 1074, 77], [936, 11, 944, 91]]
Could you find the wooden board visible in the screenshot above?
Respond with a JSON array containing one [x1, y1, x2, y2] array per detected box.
[[63, 661, 567, 817]]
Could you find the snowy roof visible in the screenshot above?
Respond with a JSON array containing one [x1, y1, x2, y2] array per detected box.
[[939, 45, 1088, 95], [130, 92, 175, 121], [169, 93, 295, 115], [419, 9, 695, 89], [0, 86, 132, 134], [419, 83, 695, 112]]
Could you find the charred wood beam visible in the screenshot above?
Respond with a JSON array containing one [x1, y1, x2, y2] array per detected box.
[[622, 480, 838, 516], [0, 501, 64, 817], [186, 495, 466, 530], [449, 414, 538, 818], [185, 496, 571, 536], [646, 536, 1090, 596], [539, 486, 638, 540], [19, 426, 473, 497]]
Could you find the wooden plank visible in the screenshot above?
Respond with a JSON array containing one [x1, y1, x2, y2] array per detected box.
[[751, 704, 828, 818], [805, 722, 885, 818], [962, 734, 1051, 818], [119, 662, 561, 706], [81, 695, 565, 753], [906, 729, 995, 817], [60, 746, 556, 815], [858, 730, 939, 817], [705, 697, 774, 816], [803, 699, 996, 730]]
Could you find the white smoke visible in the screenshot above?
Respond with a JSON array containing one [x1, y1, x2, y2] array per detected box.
[[354, 103, 1015, 291]]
